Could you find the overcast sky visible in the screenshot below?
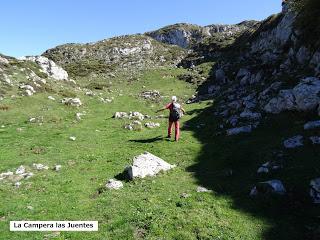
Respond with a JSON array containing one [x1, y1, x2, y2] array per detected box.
[[0, 0, 282, 57]]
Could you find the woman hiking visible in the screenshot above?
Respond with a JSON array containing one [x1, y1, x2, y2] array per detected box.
[[156, 96, 186, 142]]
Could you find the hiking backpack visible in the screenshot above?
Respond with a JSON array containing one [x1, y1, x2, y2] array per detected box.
[[171, 103, 181, 121]]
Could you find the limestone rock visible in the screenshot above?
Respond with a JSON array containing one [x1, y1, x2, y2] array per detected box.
[[240, 110, 262, 120], [54, 165, 62, 171], [48, 96, 55, 101], [114, 112, 129, 119], [15, 165, 26, 175], [196, 186, 213, 193], [145, 122, 160, 129], [283, 135, 303, 149], [61, 98, 82, 107], [310, 136, 320, 145], [226, 125, 252, 136], [33, 163, 49, 170], [304, 120, 320, 130], [310, 178, 320, 203], [140, 90, 161, 101], [126, 152, 175, 180], [19, 56, 68, 80], [124, 121, 142, 131], [20, 85, 36, 96], [129, 112, 145, 121], [264, 90, 295, 113], [106, 179, 123, 190], [250, 180, 286, 196]]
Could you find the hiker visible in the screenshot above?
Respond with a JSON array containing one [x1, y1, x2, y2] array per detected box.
[[156, 96, 186, 141]]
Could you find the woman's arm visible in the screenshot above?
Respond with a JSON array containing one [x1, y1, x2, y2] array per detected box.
[[156, 107, 166, 113]]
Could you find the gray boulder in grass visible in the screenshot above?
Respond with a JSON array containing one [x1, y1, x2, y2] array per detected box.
[[126, 152, 175, 180]]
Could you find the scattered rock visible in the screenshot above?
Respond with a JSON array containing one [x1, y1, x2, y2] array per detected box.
[[196, 186, 213, 193], [85, 91, 95, 96], [76, 112, 86, 121], [250, 180, 286, 196], [125, 121, 142, 131], [14, 182, 21, 188], [145, 122, 160, 128], [310, 136, 320, 145], [20, 85, 36, 96], [61, 98, 82, 107], [54, 165, 62, 171], [140, 90, 161, 101], [106, 179, 123, 190], [226, 125, 252, 136], [29, 116, 43, 123], [283, 135, 303, 149], [126, 152, 175, 180], [69, 136, 76, 141], [15, 165, 26, 175], [100, 97, 112, 103], [129, 112, 145, 121], [310, 178, 320, 203], [33, 163, 49, 170], [26, 206, 34, 210], [304, 120, 320, 130], [0, 171, 13, 180], [257, 161, 282, 174], [180, 193, 191, 198], [114, 112, 129, 119], [48, 96, 55, 101], [240, 110, 262, 120]]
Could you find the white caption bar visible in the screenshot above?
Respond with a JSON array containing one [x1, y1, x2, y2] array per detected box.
[[10, 221, 98, 232]]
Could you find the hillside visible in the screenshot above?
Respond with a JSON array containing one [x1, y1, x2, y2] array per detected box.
[[1, 0, 320, 239], [146, 21, 258, 49], [43, 35, 187, 78]]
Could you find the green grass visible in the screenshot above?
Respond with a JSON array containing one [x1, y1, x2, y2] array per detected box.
[[0, 69, 319, 239]]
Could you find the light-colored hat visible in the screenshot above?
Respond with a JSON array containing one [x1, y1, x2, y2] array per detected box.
[[172, 96, 177, 102]]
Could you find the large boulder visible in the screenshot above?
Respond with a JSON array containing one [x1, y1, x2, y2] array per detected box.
[[264, 89, 295, 113], [250, 180, 286, 196], [126, 152, 175, 180], [265, 77, 320, 114], [19, 56, 68, 81]]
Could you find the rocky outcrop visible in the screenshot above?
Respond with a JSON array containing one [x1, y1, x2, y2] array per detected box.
[[146, 22, 257, 49], [265, 77, 320, 114], [19, 56, 68, 80]]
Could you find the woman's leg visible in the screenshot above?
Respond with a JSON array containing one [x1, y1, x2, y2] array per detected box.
[[175, 121, 180, 141], [168, 120, 174, 137]]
